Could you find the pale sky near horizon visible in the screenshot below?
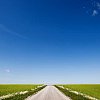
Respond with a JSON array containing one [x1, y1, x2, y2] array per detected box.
[[0, 0, 100, 84]]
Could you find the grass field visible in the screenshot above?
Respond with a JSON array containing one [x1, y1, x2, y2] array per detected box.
[[62, 84, 100, 99], [0, 84, 41, 96]]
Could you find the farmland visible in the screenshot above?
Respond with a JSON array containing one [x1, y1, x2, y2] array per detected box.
[[56, 84, 100, 100], [0, 84, 45, 100], [0, 84, 40, 96]]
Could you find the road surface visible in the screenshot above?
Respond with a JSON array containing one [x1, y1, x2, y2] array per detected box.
[[26, 86, 70, 100]]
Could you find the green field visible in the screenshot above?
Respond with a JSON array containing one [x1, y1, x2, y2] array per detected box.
[[0, 84, 41, 96], [62, 84, 100, 99]]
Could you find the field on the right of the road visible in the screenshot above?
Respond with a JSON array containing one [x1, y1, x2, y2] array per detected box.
[[63, 84, 100, 99]]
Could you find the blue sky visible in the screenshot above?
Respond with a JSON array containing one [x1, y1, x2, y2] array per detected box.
[[0, 0, 100, 84]]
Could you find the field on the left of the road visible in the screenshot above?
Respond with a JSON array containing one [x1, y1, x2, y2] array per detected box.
[[0, 84, 40, 96]]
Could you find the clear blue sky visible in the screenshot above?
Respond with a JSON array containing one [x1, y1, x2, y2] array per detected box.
[[0, 0, 100, 84]]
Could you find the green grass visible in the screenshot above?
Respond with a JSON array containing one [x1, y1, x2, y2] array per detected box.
[[55, 85, 89, 100], [0, 84, 41, 96], [3, 85, 46, 100], [62, 84, 100, 99]]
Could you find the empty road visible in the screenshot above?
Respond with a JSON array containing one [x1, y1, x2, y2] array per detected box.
[[26, 86, 70, 100]]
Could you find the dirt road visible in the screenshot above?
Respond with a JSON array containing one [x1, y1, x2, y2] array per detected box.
[[26, 86, 70, 100]]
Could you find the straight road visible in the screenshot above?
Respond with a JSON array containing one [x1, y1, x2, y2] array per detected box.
[[26, 86, 70, 100]]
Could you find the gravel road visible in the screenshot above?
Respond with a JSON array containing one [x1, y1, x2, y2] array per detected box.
[[26, 86, 70, 100]]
